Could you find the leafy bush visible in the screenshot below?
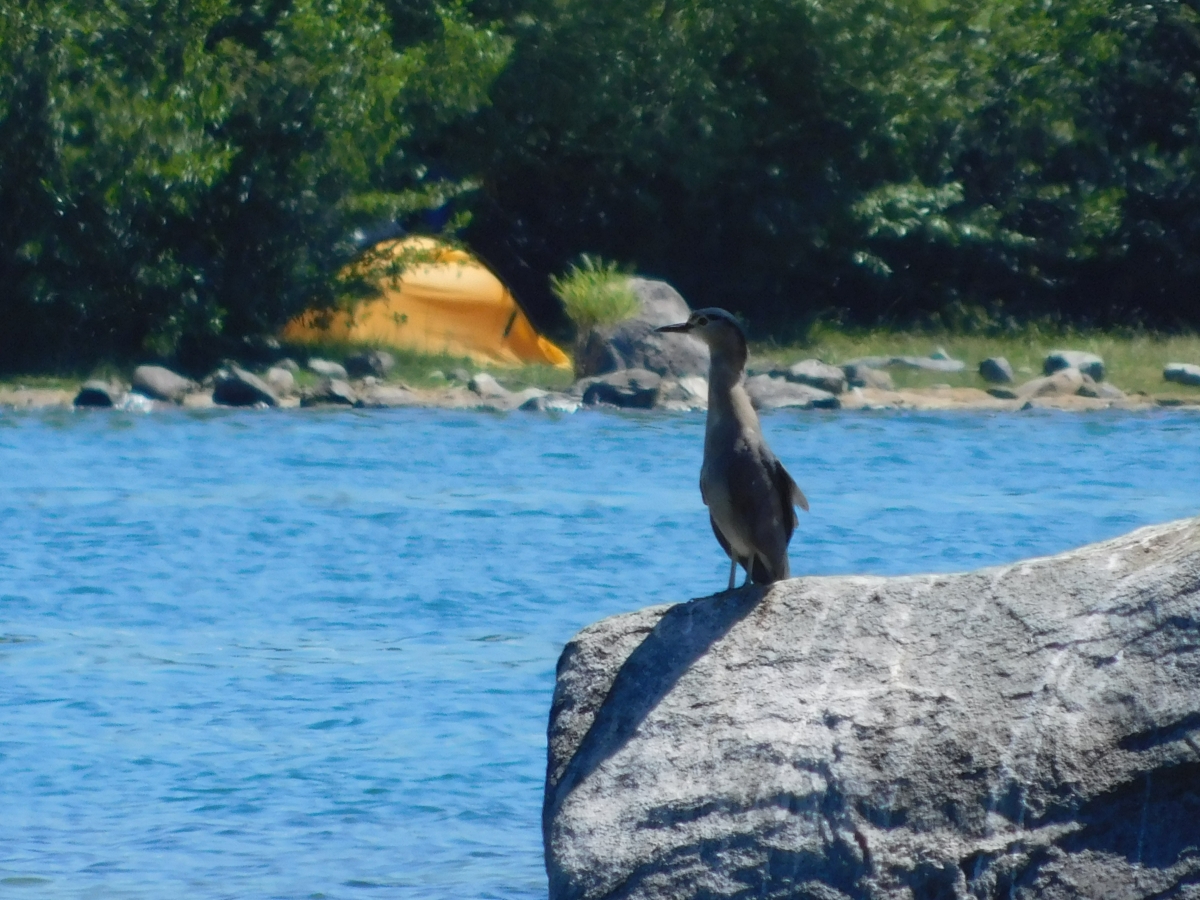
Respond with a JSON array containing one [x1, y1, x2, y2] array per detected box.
[[549, 255, 639, 333]]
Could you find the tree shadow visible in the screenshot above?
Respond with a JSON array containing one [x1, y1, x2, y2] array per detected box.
[[544, 586, 763, 842]]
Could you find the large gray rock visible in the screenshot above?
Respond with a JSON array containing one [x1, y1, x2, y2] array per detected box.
[[745, 374, 840, 410], [308, 357, 349, 380], [1045, 350, 1105, 382], [544, 517, 1200, 900], [1164, 363, 1200, 387], [581, 368, 662, 409], [844, 354, 966, 374], [778, 359, 847, 395], [576, 279, 710, 379], [300, 377, 357, 407], [212, 366, 279, 407], [131, 365, 196, 402], [1016, 366, 1085, 400]]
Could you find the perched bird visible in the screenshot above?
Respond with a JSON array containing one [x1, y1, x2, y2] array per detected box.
[[657, 308, 808, 589]]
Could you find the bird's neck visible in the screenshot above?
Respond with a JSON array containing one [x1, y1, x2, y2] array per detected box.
[[706, 361, 759, 444]]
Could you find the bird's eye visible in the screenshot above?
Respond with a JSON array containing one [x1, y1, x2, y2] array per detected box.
[[697, 316, 709, 326]]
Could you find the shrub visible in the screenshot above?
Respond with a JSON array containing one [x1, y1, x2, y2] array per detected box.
[[549, 255, 639, 335]]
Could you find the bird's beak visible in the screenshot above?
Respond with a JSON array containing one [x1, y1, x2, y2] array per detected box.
[[655, 322, 693, 333]]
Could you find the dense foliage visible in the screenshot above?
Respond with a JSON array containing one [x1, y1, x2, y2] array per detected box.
[[2, 0, 1199, 369], [466, 0, 1200, 335], [0, 0, 507, 370]]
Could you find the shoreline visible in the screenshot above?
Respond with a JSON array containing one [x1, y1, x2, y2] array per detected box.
[[2, 381, 1198, 414]]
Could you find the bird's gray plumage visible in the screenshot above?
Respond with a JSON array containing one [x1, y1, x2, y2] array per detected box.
[[657, 308, 807, 589]]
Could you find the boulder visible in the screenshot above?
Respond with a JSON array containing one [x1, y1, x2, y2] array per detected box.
[[978, 356, 1014, 384], [656, 375, 708, 411], [576, 279, 710, 379], [1045, 349, 1105, 381], [745, 374, 840, 410], [1077, 374, 1126, 400], [300, 378, 357, 407], [73, 380, 123, 408], [307, 358, 349, 380], [545, 517, 1200, 900], [842, 363, 894, 391], [1017, 366, 1084, 399], [581, 368, 662, 409], [1164, 363, 1200, 387], [521, 393, 582, 414], [468, 372, 511, 400], [276, 357, 300, 373], [778, 359, 847, 394], [345, 349, 395, 379], [264, 366, 297, 396], [357, 384, 420, 408], [212, 367, 279, 407], [131, 365, 196, 402]]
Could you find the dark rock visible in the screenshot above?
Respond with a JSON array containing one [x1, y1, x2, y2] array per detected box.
[[581, 368, 662, 408], [778, 359, 847, 394], [1045, 349, 1105, 381], [576, 279, 710, 379], [745, 374, 840, 410], [345, 349, 395, 379], [308, 358, 348, 380], [212, 367, 279, 407], [300, 378, 357, 407], [978, 356, 1014, 384], [73, 380, 122, 408], [544, 517, 1200, 900], [986, 387, 1019, 400], [131, 365, 196, 402], [842, 363, 894, 390], [1164, 363, 1200, 387]]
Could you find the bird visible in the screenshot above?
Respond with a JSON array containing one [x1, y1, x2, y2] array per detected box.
[[656, 308, 808, 590]]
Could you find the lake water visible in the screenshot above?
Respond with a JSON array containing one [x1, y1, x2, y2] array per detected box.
[[2, 406, 1198, 899]]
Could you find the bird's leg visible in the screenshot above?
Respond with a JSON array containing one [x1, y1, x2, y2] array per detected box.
[[728, 558, 737, 591]]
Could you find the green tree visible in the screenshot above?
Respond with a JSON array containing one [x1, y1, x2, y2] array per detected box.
[[0, 0, 509, 371]]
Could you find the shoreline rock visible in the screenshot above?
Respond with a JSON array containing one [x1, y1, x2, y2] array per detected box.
[[544, 517, 1200, 900]]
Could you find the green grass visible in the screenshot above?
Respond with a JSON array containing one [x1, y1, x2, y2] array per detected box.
[[750, 325, 1200, 397], [549, 255, 639, 333]]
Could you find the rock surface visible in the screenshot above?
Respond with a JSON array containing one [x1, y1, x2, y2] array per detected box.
[[1017, 367, 1085, 400], [842, 363, 894, 391], [345, 349, 395, 379], [581, 368, 662, 409], [131, 365, 196, 402], [575, 279, 709, 379], [544, 517, 1200, 900], [301, 378, 358, 407], [845, 354, 966, 374], [1044, 350, 1105, 382], [1164, 363, 1200, 387], [978, 357, 1014, 384], [308, 358, 349, 380], [745, 374, 840, 410], [777, 359, 847, 395], [212, 367, 279, 407]]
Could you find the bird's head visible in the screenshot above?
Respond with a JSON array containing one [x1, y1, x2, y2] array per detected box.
[[656, 308, 747, 369]]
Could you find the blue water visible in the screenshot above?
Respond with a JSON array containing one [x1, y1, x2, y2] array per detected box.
[[1, 407, 1198, 899]]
